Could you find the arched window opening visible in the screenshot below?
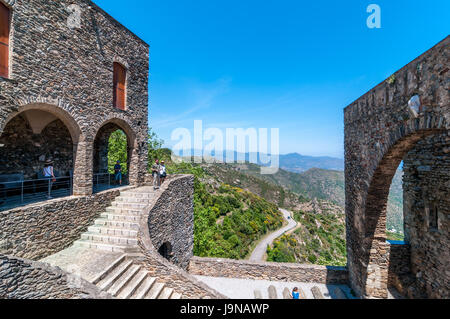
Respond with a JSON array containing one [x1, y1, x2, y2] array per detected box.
[[93, 123, 130, 193], [0, 2, 11, 78], [113, 62, 127, 110]]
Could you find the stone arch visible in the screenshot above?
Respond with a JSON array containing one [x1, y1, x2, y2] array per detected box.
[[2, 103, 83, 143], [345, 37, 449, 299], [0, 103, 92, 200], [347, 113, 450, 298], [359, 115, 447, 298], [92, 117, 140, 188]]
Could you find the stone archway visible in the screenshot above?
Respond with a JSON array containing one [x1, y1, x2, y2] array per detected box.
[[0, 103, 94, 197], [92, 118, 140, 190], [344, 36, 449, 299]]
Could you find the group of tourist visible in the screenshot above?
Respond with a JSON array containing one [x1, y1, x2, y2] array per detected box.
[[43, 157, 168, 196], [151, 158, 167, 190]]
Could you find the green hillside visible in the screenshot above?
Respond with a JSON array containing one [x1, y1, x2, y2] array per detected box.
[[201, 162, 403, 235], [267, 208, 347, 266], [167, 162, 284, 259]]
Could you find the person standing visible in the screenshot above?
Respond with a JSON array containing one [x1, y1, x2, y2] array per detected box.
[[292, 287, 300, 299], [114, 160, 122, 185], [160, 160, 167, 185], [151, 159, 161, 190], [43, 159, 56, 199]]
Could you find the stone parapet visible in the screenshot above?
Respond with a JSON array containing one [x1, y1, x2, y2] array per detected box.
[[0, 186, 135, 260], [0, 254, 110, 299], [188, 256, 349, 285]]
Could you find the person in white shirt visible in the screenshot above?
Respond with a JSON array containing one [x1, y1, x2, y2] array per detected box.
[[160, 161, 167, 185], [43, 159, 56, 199]]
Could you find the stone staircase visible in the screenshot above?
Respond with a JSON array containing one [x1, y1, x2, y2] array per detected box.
[[71, 187, 183, 299], [90, 254, 182, 299], [73, 189, 153, 252]]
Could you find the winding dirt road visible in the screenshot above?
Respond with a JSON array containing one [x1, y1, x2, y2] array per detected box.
[[249, 209, 297, 262]]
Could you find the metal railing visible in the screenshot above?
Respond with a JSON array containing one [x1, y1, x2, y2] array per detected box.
[[93, 173, 129, 194], [0, 175, 73, 211]]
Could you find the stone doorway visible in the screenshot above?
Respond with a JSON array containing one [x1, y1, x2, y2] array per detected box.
[[93, 123, 131, 193], [158, 242, 173, 260]]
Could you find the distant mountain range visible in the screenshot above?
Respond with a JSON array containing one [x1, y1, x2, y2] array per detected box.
[[278, 153, 344, 173], [182, 150, 344, 172]]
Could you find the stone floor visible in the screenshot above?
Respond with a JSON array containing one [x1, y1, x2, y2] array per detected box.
[[194, 275, 356, 299], [41, 246, 124, 283]]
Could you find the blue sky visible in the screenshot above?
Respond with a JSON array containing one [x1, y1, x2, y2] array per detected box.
[[93, 0, 449, 158]]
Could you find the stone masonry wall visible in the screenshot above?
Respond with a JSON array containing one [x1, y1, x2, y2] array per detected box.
[[387, 242, 414, 298], [0, 186, 132, 260], [137, 175, 225, 299], [344, 36, 449, 298], [188, 257, 349, 284], [0, 0, 149, 195], [402, 132, 450, 298], [0, 254, 110, 299], [146, 175, 194, 270]]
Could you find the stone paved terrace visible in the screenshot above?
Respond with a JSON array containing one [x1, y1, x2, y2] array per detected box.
[[195, 275, 355, 299]]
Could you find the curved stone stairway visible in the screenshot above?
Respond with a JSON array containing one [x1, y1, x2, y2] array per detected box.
[[44, 187, 183, 299]]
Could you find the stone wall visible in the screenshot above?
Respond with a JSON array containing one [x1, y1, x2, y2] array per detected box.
[[387, 242, 414, 298], [344, 36, 449, 298], [0, 254, 109, 299], [146, 175, 194, 270], [0, 186, 132, 260], [188, 257, 349, 284], [0, 0, 149, 195], [402, 132, 450, 299], [137, 175, 225, 299]]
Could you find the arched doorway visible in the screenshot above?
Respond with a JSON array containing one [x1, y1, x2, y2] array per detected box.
[[93, 122, 134, 193], [0, 109, 77, 209], [158, 242, 173, 260], [362, 127, 447, 297]]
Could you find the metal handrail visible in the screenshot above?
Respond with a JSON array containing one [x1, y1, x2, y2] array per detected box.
[[92, 172, 129, 194], [0, 175, 73, 209]]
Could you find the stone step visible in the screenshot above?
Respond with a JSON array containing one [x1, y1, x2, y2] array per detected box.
[[116, 196, 150, 203], [88, 225, 138, 237], [81, 232, 138, 245], [73, 239, 128, 252], [91, 254, 127, 285], [146, 282, 165, 299], [106, 207, 142, 215], [108, 264, 141, 297], [117, 269, 148, 299], [112, 202, 147, 209], [170, 292, 182, 299], [158, 287, 174, 299], [100, 213, 141, 222], [121, 191, 154, 199], [131, 277, 157, 299], [98, 259, 134, 291], [94, 218, 140, 230]]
